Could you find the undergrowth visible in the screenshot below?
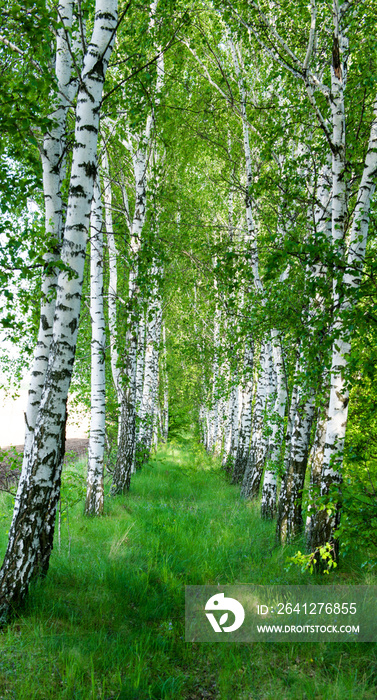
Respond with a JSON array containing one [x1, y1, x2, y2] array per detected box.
[[0, 435, 376, 699]]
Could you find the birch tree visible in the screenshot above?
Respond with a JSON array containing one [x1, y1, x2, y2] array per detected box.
[[0, 0, 118, 621], [102, 146, 122, 428], [136, 265, 163, 465], [260, 334, 287, 518], [111, 0, 165, 492], [19, 0, 82, 479], [223, 0, 377, 551], [85, 176, 106, 516]]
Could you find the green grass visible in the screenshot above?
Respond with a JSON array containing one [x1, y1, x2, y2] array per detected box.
[[0, 436, 377, 699]]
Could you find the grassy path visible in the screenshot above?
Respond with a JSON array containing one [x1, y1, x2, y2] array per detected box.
[[0, 439, 376, 699]]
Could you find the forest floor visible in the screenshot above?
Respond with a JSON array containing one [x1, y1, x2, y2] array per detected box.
[[0, 436, 376, 699]]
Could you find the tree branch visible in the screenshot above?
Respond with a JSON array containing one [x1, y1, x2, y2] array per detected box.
[[0, 34, 42, 71]]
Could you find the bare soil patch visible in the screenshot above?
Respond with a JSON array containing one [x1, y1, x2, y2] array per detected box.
[[0, 438, 89, 491]]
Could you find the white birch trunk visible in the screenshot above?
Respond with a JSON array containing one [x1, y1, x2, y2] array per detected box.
[[102, 148, 120, 399], [111, 145, 148, 492], [85, 176, 105, 516], [275, 149, 332, 540], [276, 382, 315, 542], [193, 282, 208, 448], [208, 281, 221, 452], [21, 0, 80, 489], [228, 34, 263, 292], [261, 336, 284, 518], [221, 392, 233, 466], [280, 352, 300, 480], [308, 96, 377, 550], [144, 319, 162, 455], [241, 342, 268, 498], [161, 323, 169, 442], [224, 369, 241, 473], [305, 402, 328, 538], [307, 5, 377, 550], [220, 354, 232, 464], [232, 335, 254, 483], [112, 5, 164, 487], [102, 147, 125, 452], [137, 273, 163, 465], [0, 0, 117, 620], [134, 308, 146, 460], [199, 404, 207, 447]]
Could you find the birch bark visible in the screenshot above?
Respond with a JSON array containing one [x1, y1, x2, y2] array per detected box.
[[223, 368, 241, 474], [134, 307, 146, 464], [232, 335, 254, 483], [221, 392, 232, 466], [143, 314, 162, 456], [21, 0, 80, 502], [137, 268, 163, 464], [308, 97, 377, 550], [260, 339, 280, 518], [112, 2, 164, 489], [305, 401, 328, 538], [276, 152, 332, 540], [161, 323, 169, 442], [208, 274, 221, 453], [241, 342, 268, 498], [111, 145, 148, 492], [276, 383, 315, 542], [85, 176, 106, 516], [0, 0, 118, 621], [102, 148, 121, 404]]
